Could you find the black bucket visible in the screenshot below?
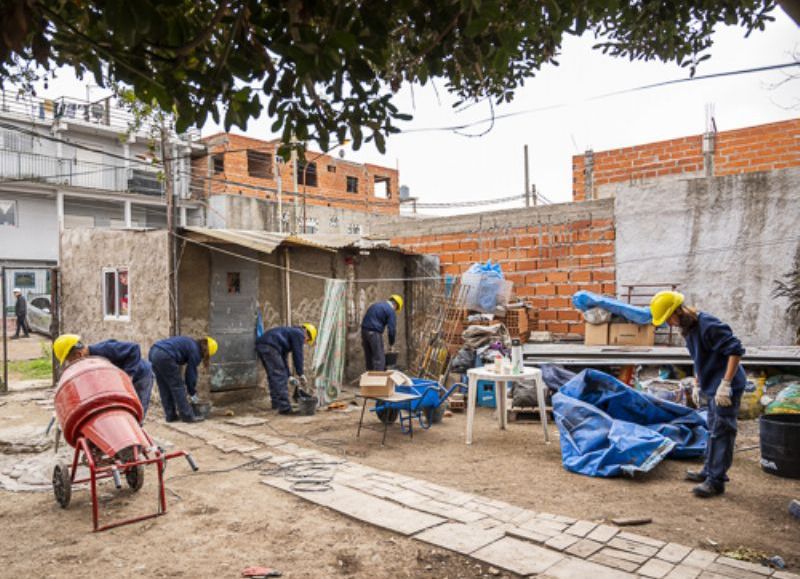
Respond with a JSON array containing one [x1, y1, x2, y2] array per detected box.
[[385, 352, 399, 368], [298, 396, 318, 416], [759, 414, 800, 479]]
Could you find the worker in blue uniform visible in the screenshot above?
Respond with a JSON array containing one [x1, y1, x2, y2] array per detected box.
[[148, 336, 218, 423], [360, 294, 403, 371], [255, 324, 317, 415], [651, 292, 746, 498], [53, 334, 155, 418]]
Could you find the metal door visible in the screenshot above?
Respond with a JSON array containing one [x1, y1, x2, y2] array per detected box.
[[209, 249, 259, 391]]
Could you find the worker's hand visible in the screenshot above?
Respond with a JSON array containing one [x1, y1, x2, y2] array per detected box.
[[714, 379, 732, 407], [190, 394, 200, 404], [691, 385, 701, 408], [299, 374, 308, 388]]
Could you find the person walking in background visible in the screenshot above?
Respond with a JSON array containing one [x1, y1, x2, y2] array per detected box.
[[651, 291, 746, 498], [360, 295, 403, 371], [149, 336, 218, 423], [11, 288, 29, 339]]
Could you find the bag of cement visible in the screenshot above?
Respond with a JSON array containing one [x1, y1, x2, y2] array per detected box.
[[462, 324, 510, 350], [765, 383, 800, 415], [511, 382, 538, 409], [450, 347, 475, 373], [583, 307, 612, 324], [641, 379, 686, 406]]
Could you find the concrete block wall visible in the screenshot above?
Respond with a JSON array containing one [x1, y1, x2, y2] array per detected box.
[[373, 199, 615, 338], [192, 133, 400, 216], [573, 118, 800, 201]]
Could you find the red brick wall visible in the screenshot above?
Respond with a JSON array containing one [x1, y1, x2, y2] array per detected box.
[[192, 133, 400, 215], [573, 118, 800, 201], [389, 209, 615, 337]]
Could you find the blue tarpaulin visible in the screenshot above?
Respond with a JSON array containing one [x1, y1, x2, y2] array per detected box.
[[572, 291, 653, 325], [553, 369, 708, 477]]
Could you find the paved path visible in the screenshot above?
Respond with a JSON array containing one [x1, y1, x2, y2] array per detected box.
[[165, 420, 798, 579]]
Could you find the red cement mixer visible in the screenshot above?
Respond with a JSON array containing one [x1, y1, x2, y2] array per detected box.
[[52, 357, 198, 531]]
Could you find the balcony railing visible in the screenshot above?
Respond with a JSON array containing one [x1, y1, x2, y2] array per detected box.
[[0, 92, 140, 134], [0, 149, 163, 196]]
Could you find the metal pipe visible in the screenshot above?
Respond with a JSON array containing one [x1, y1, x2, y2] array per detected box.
[[1, 266, 7, 393]]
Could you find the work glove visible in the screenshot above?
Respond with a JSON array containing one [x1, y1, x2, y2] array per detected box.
[[190, 394, 200, 404], [691, 385, 701, 408], [714, 379, 732, 407], [299, 374, 308, 388]]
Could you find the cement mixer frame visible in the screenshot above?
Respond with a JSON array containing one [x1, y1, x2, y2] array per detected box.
[[53, 431, 197, 532]]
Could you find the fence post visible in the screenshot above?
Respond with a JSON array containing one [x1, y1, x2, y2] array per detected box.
[[1, 266, 7, 393]]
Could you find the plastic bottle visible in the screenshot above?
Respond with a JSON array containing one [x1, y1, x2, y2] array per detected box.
[[511, 339, 522, 375], [494, 353, 503, 374]]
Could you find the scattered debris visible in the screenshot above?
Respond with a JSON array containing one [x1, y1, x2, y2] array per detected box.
[[705, 538, 719, 547], [789, 499, 800, 520], [224, 409, 236, 417], [225, 416, 269, 427], [488, 567, 501, 576], [611, 517, 653, 526], [767, 555, 786, 569], [721, 546, 769, 563], [241, 566, 282, 578], [326, 401, 348, 411]]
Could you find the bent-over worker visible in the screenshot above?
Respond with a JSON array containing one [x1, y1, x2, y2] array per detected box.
[[360, 294, 403, 371], [255, 324, 316, 415], [53, 334, 155, 417], [149, 336, 217, 423], [651, 291, 746, 498]]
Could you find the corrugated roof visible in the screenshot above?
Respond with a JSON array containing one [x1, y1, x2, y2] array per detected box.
[[181, 227, 412, 254]]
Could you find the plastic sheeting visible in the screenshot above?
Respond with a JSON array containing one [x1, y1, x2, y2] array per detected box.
[[553, 369, 708, 477], [312, 280, 347, 405], [572, 291, 653, 325]]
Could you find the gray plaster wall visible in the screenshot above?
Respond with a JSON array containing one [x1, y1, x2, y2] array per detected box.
[[60, 228, 170, 350], [614, 168, 800, 346]]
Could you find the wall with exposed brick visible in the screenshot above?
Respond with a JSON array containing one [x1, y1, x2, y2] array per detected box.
[[372, 199, 615, 338], [573, 118, 800, 201], [192, 133, 400, 216]]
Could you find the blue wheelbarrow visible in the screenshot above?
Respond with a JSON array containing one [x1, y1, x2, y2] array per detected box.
[[369, 379, 465, 442]]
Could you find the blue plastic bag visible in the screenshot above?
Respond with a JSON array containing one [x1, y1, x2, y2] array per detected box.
[[466, 260, 505, 311], [572, 290, 653, 325], [256, 310, 264, 339], [553, 369, 708, 477]]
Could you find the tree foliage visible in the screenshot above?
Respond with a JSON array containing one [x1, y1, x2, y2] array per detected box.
[[0, 1, 776, 152]]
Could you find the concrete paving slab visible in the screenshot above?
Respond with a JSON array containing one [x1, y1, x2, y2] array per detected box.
[[598, 547, 649, 565], [261, 478, 444, 536], [542, 556, 637, 579], [665, 564, 703, 579], [472, 537, 565, 576], [638, 559, 676, 578], [589, 551, 641, 573], [657, 543, 692, 564], [413, 522, 504, 555], [565, 520, 597, 537], [706, 562, 772, 579], [608, 537, 660, 557], [414, 499, 487, 523], [518, 519, 563, 538], [224, 416, 269, 427], [617, 531, 667, 549], [774, 572, 800, 579], [715, 557, 772, 576], [545, 533, 581, 552], [683, 550, 718, 569], [565, 538, 605, 559], [505, 526, 551, 544], [586, 524, 620, 543]]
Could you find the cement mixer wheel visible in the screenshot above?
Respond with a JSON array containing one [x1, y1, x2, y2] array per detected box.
[[125, 465, 145, 492], [52, 463, 71, 508]]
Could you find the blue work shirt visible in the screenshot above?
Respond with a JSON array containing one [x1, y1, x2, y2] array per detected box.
[[361, 301, 397, 346], [152, 336, 203, 393], [89, 339, 151, 384], [255, 327, 305, 375], [684, 312, 746, 396]]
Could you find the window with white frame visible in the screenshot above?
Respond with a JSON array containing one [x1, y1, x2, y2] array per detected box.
[[103, 267, 130, 320], [0, 200, 17, 227]]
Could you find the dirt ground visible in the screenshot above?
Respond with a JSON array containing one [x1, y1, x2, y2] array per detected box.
[[1, 384, 798, 578]]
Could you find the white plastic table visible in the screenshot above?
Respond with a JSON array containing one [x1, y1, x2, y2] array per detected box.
[[465, 366, 549, 445]]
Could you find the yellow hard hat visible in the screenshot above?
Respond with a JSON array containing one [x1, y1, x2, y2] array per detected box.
[[54, 334, 82, 365], [390, 294, 403, 311], [206, 336, 218, 357], [650, 291, 685, 326], [302, 323, 317, 345]]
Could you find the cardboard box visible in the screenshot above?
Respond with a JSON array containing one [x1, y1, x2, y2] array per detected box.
[[358, 371, 405, 398], [584, 322, 609, 345], [609, 323, 655, 346]]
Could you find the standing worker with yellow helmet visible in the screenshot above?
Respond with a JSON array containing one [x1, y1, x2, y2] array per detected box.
[[650, 291, 746, 498], [53, 334, 155, 418], [361, 295, 403, 371], [148, 336, 218, 423], [255, 324, 317, 415]]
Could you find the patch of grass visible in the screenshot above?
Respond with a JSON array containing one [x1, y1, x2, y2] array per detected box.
[[8, 356, 53, 380]]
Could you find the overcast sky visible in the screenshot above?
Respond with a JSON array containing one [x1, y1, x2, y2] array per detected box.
[[37, 8, 799, 215]]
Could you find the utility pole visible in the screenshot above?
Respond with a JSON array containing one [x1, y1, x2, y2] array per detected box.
[[276, 155, 284, 233], [290, 136, 299, 234], [524, 145, 531, 208], [160, 125, 177, 335], [531, 183, 538, 207]]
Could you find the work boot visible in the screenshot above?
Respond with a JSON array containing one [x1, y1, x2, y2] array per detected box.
[[685, 470, 705, 483], [182, 414, 205, 423], [278, 407, 297, 416], [692, 480, 724, 498]]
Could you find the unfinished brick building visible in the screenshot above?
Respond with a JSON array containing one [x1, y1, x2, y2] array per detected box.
[[192, 133, 400, 220]]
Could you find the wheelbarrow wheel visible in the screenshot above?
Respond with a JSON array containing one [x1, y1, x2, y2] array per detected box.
[[423, 405, 446, 426], [52, 462, 71, 509], [376, 407, 399, 424], [125, 465, 145, 492]]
